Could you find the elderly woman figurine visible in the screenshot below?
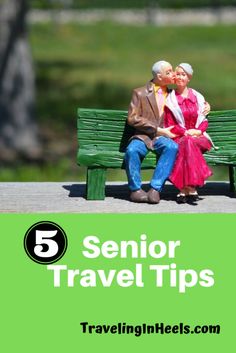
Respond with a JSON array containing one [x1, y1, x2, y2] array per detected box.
[[164, 63, 213, 203]]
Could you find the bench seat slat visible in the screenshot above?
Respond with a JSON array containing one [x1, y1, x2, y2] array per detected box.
[[77, 149, 236, 168], [78, 149, 157, 168]]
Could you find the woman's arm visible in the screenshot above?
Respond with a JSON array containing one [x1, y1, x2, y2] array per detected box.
[[186, 119, 209, 136], [198, 120, 208, 132], [164, 106, 186, 137]]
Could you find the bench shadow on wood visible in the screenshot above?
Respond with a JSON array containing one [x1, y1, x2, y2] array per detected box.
[[119, 121, 134, 168], [119, 122, 134, 151], [62, 182, 233, 201], [62, 183, 175, 201]]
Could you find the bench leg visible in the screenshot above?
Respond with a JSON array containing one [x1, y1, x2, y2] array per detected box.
[[229, 165, 236, 196], [86, 167, 106, 200]]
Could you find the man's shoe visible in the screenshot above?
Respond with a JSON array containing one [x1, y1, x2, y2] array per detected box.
[[148, 188, 160, 204], [130, 189, 148, 203]]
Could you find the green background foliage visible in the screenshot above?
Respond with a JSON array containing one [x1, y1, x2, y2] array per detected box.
[[2, 19, 235, 181], [31, 22, 236, 181], [31, 0, 236, 10]]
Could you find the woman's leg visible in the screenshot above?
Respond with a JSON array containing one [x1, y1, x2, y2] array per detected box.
[[170, 136, 212, 190]]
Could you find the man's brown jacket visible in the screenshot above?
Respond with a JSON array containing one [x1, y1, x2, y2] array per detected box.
[[127, 81, 171, 149]]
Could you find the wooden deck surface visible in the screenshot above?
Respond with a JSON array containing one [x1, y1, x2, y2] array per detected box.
[[0, 181, 235, 213]]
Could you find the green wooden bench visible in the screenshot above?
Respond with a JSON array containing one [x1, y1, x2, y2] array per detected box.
[[77, 108, 236, 200]]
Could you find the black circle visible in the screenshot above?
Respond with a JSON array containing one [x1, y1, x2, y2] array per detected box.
[[24, 221, 68, 264]]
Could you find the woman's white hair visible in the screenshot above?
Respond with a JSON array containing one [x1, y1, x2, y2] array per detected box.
[[152, 60, 171, 77], [177, 63, 193, 77]]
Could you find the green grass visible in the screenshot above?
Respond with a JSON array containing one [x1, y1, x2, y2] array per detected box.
[[0, 163, 229, 183], [2, 21, 235, 181]]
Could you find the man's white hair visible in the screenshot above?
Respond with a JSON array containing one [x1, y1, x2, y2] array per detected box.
[[152, 60, 171, 77]]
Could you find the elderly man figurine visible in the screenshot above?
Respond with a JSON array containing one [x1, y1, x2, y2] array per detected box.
[[125, 60, 178, 204]]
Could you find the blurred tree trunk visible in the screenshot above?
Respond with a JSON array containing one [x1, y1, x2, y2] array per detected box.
[[146, 0, 158, 25], [0, 0, 41, 161]]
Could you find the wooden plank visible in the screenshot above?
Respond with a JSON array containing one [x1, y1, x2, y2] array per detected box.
[[78, 108, 127, 121], [78, 149, 236, 168], [78, 119, 127, 132], [78, 142, 124, 151], [208, 125, 236, 133], [78, 139, 236, 153], [79, 131, 125, 140], [77, 149, 157, 168], [208, 109, 236, 116], [78, 108, 236, 120], [77, 151, 236, 168]]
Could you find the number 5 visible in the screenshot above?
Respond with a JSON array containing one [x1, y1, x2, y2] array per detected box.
[[34, 230, 59, 258]]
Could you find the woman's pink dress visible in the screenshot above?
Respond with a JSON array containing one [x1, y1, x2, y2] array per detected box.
[[164, 89, 212, 190]]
